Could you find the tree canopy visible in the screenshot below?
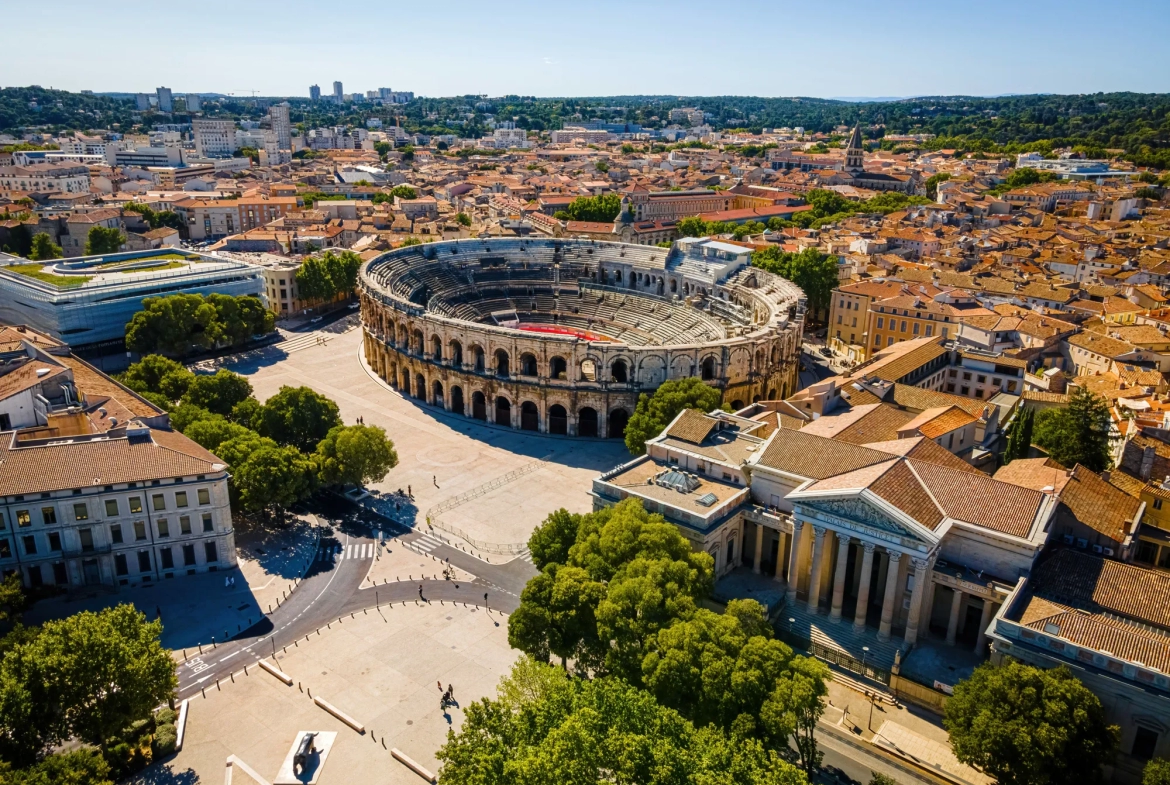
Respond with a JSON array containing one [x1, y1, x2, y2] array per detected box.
[[125, 294, 273, 357], [553, 193, 622, 223], [624, 377, 724, 455], [83, 226, 124, 256], [27, 233, 61, 261], [313, 424, 398, 487], [181, 369, 253, 416], [945, 660, 1119, 785], [436, 657, 808, 785], [294, 250, 362, 303], [1033, 387, 1112, 471], [255, 385, 343, 452]]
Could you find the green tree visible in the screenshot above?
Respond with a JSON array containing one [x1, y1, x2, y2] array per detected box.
[[181, 369, 253, 416], [0, 749, 113, 785], [124, 294, 218, 356], [83, 225, 124, 255], [1005, 406, 1035, 463], [624, 377, 724, 455], [0, 606, 175, 764], [256, 385, 342, 452], [230, 396, 262, 429], [507, 563, 606, 670], [0, 575, 26, 624], [1033, 387, 1112, 471], [313, 424, 398, 486], [231, 444, 316, 514], [527, 508, 580, 570], [390, 185, 418, 200], [925, 172, 951, 200], [27, 233, 61, 261], [868, 774, 899, 785], [168, 402, 214, 433], [554, 193, 622, 223], [752, 246, 839, 316], [234, 146, 260, 163], [678, 216, 707, 237], [205, 293, 273, 345], [455, 212, 471, 227], [294, 255, 334, 302], [435, 657, 806, 785], [760, 656, 832, 775], [595, 161, 609, 173], [1145, 759, 1170, 785], [945, 661, 1119, 785], [118, 355, 192, 401], [182, 416, 253, 454]]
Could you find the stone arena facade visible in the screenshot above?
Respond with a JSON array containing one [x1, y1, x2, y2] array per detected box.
[[358, 237, 805, 438]]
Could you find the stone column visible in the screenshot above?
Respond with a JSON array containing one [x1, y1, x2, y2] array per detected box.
[[878, 550, 903, 641], [774, 530, 787, 584], [974, 599, 995, 655], [945, 587, 964, 645], [904, 558, 930, 646], [829, 533, 852, 622], [785, 521, 804, 604], [752, 523, 764, 574], [853, 542, 876, 632], [806, 526, 828, 613]]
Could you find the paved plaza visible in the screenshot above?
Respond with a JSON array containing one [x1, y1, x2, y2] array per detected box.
[[221, 326, 630, 552], [134, 602, 518, 785]]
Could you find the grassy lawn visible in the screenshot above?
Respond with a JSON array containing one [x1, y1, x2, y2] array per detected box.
[[4, 264, 92, 288], [94, 253, 201, 268], [118, 261, 187, 273]]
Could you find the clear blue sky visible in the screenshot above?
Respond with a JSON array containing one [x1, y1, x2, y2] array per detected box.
[[10, 0, 1168, 98]]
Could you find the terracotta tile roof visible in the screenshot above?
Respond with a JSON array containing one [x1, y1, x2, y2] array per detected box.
[[1108, 469, 1147, 499], [57, 353, 163, 418], [1067, 331, 1141, 359], [0, 360, 68, 401], [869, 339, 949, 383], [1030, 549, 1170, 630], [1055, 465, 1142, 543], [0, 428, 223, 497], [868, 460, 945, 529], [865, 435, 984, 474], [1019, 598, 1170, 673], [915, 406, 977, 439], [994, 458, 1070, 493], [663, 408, 718, 445], [909, 459, 1045, 538], [755, 428, 892, 480]]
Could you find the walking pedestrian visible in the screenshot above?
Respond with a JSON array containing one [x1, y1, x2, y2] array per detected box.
[[408, 484, 412, 497], [447, 684, 454, 700], [225, 576, 230, 589], [437, 681, 443, 693], [433, 475, 438, 488], [484, 592, 488, 603], [418, 584, 424, 600]]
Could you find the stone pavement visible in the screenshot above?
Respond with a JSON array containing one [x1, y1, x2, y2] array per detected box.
[[132, 602, 519, 785], [235, 515, 322, 617], [363, 535, 477, 586], [873, 720, 991, 785], [222, 329, 629, 555]]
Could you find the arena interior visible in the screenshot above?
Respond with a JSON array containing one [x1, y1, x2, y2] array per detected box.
[[358, 237, 806, 438]]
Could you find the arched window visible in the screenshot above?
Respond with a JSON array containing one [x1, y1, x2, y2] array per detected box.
[[670, 279, 678, 294], [450, 340, 463, 367], [549, 356, 567, 379], [608, 408, 629, 439], [412, 329, 424, 355], [611, 359, 628, 383], [580, 359, 597, 382], [519, 352, 537, 376], [471, 391, 487, 420], [473, 346, 485, 373], [494, 349, 510, 377], [495, 396, 511, 426], [578, 407, 598, 437], [450, 385, 465, 415], [414, 373, 426, 400], [701, 357, 716, 381], [432, 380, 445, 408], [432, 335, 443, 362]]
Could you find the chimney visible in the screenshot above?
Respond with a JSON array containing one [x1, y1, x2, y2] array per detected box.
[[1140, 444, 1157, 481]]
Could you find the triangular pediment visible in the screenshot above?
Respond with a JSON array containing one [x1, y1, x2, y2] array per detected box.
[[799, 497, 930, 544]]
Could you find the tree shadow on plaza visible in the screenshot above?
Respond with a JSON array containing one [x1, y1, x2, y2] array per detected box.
[[129, 762, 200, 784]]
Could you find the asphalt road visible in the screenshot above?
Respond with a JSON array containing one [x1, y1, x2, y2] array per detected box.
[[175, 504, 534, 700]]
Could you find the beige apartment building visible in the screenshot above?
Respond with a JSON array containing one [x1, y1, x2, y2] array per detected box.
[[828, 279, 945, 361], [175, 195, 298, 240]]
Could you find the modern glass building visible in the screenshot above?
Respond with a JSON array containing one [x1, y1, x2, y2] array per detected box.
[[0, 249, 266, 346]]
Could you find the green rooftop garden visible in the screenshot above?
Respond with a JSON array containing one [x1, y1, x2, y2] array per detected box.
[[4, 264, 92, 288]]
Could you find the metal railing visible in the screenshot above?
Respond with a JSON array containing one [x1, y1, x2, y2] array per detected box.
[[422, 457, 551, 554]]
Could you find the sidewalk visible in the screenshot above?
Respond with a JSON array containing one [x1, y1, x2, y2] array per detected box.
[[363, 537, 477, 587]]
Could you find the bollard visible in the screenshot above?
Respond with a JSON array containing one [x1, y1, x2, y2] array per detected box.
[[216, 679, 220, 691], [327, 622, 331, 629], [230, 672, 235, 683], [299, 681, 302, 692], [308, 687, 312, 697], [244, 665, 249, 675], [382, 738, 386, 749], [350, 612, 354, 619], [199, 643, 204, 654], [211, 636, 216, 649], [202, 687, 206, 698]]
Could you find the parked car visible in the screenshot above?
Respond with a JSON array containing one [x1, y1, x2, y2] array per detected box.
[[310, 316, 323, 324], [819, 346, 833, 358]]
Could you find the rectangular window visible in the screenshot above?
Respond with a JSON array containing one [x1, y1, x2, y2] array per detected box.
[[1155, 499, 1164, 510], [887, 337, 894, 346], [202, 513, 214, 533], [183, 544, 196, 566], [900, 320, 907, 333], [134, 521, 147, 541], [137, 551, 151, 573], [977, 375, 987, 384], [48, 532, 62, 551], [73, 503, 88, 521], [925, 325, 933, 337], [198, 489, 210, 505], [961, 386, 970, 396], [79, 528, 94, 552], [110, 524, 123, 544], [157, 519, 170, 538], [52, 563, 67, 584], [27, 565, 42, 588], [1133, 727, 1159, 762], [22, 535, 36, 555], [963, 372, 972, 381], [0, 540, 10, 559], [152, 494, 166, 511], [876, 317, 884, 329], [175, 491, 188, 508], [115, 553, 128, 576], [104, 499, 118, 517], [180, 516, 191, 535], [160, 548, 174, 570], [16, 510, 30, 528], [204, 541, 218, 563], [41, 507, 56, 525], [837, 315, 842, 325], [129, 497, 142, 514]]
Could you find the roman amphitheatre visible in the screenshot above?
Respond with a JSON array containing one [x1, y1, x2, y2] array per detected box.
[[358, 236, 807, 439]]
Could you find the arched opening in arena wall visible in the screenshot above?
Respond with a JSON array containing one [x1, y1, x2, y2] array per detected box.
[[608, 408, 629, 439], [520, 401, 539, 431], [472, 391, 487, 420], [580, 359, 597, 382], [519, 353, 537, 376], [473, 346, 485, 373], [578, 407, 598, 437], [450, 340, 463, 367], [451, 385, 465, 415], [550, 356, 567, 379], [432, 380, 445, 408], [548, 404, 568, 435], [415, 374, 426, 400], [431, 335, 443, 362], [701, 357, 716, 381], [494, 349, 510, 378], [611, 359, 628, 383], [495, 396, 511, 426]]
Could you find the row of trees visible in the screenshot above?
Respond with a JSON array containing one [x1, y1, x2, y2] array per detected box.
[[553, 193, 624, 223], [448, 498, 831, 783], [293, 249, 362, 304], [119, 356, 397, 515], [125, 293, 275, 358]]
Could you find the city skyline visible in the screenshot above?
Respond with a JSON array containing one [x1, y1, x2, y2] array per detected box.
[[5, 0, 1169, 99]]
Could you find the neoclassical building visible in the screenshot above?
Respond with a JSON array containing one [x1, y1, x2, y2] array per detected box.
[[594, 406, 1054, 654], [358, 237, 806, 437]]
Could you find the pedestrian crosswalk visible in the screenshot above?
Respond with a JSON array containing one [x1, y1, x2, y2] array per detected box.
[[403, 533, 444, 556], [314, 542, 376, 562], [516, 549, 534, 565]]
